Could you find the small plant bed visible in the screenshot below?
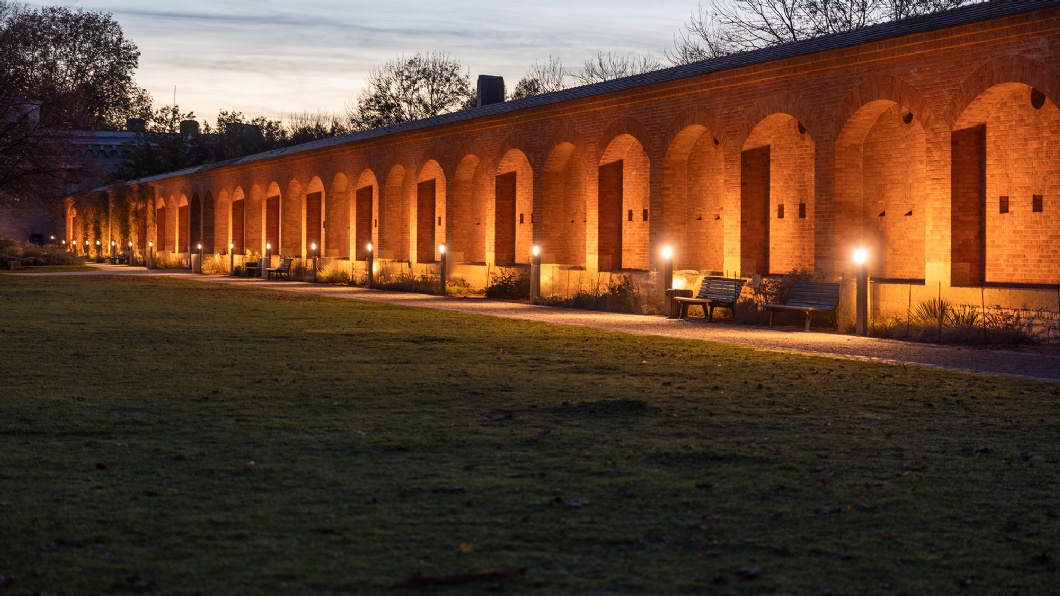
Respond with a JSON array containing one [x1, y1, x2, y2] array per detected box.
[[872, 297, 1055, 344], [535, 274, 645, 313], [1, 275, 1058, 593]]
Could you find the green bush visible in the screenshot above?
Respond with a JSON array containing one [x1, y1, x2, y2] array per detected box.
[[485, 269, 529, 299]]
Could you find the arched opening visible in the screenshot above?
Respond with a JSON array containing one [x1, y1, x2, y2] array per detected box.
[[284, 180, 303, 256], [415, 160, 446, 263], [156, 198, 168, 251], [951, 83, 1060, 286], [353, 169, 378, 261], [741, 114, 815, 276], [178, 195, 190, 252], [836, 102, 925, 280], [451, 154, 485, 263], [495, 149, 533, 265], [215, 190, 230, 253], [598, 134, 650, 271], [382, 166, 408, 261], [663, 125, 725, 272], [326, 174, 349, 258], [543, 142, 588, 267], [187, 195, 199, 250], [265, 182, 281, 256], [202, 192, 215, 253], [304, 177, 325, 257], [230, 187, 246, 254]]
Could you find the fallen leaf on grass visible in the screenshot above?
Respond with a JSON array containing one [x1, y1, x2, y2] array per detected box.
[[457, 542, 474, 554], [244, 461, 255, 472], [94, 462, 108, 470], [388, 567, 526, 589], [737, 567, 760, 579], [431, 487, 465, 494]]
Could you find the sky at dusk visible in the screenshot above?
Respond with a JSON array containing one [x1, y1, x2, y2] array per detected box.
[[27, 0, 706, 123]]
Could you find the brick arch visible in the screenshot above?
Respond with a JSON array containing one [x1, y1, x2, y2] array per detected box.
[[412, 142, 451, 179], [381, 164, 410, 261], [352, 168, 379, 260], [733, 92, 819, 149], [544, 121, 588, 159], [595, 115, 654, 163], [325, 173, 349, 258], [739, 105, 817, 276], [305, 176, 325, 256], [832, 75, 936, 139], [663, 122, 725, 272], [543, 140, 590, 267], [660, 105, 723, 155], [945, 54, 1060, 129], [451, 153, 486, 263], [598, 131, 651, 271], [494, 148, 534, 265], [283, 179, 303, 256], [415, 160, 446, 263], [491, 132, 538, 174]]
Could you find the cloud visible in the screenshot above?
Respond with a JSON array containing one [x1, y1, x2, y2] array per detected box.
[[23, 0, 696, 119]]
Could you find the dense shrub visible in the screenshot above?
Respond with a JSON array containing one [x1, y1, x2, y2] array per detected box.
[[485, 269, 529, 299]]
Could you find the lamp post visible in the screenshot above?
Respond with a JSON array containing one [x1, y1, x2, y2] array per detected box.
[[229, 243, 235, 275], [366, 242, 374, 288], [148, 241, 154, 268], [662, 245, 674, 317], [439, 244, 447, 296], [95, 240, 100, 260], [110, 240, 116, 258], [265, 242, 271, 278], [197, 243, 203, 273], [854, 248, 868, 336], [128, 241, 133, 265], [530, 245, 541, 302]]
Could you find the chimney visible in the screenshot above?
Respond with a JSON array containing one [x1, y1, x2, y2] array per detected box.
[[179, 119, 199, 136], [126, 118, 145, 133], [476, 75, 505, 108]]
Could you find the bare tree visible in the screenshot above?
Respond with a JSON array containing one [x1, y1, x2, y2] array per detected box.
[[670, 0, 978, 64], [348, 52, 474, 131], [510, 56, 569, 100], [573, 51, 664, 85], [667, 2, 735, 65]]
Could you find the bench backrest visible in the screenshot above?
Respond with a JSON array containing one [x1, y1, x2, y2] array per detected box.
[[785, 282, 841, 309], [695, 277, 746, 302], [277, 258, 293, 271]]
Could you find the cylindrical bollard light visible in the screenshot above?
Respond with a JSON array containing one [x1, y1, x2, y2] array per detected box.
[[366, 242, 373, 288], [439, 244, 447, 296], [229, 243, 235, 275], [197, 243, 203, 273], [148, 241, 154, 267], [662, 246, 674, 317], [530, 245, 541, 302], [264, 242, 271, 278], [854, 248, 868, 335]]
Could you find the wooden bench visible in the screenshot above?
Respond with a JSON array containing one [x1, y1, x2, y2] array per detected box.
[[266, 257, 293, 280], [243, 261, 262, 277], [766, 281, 841, 331], [673, 277, 747, 321]]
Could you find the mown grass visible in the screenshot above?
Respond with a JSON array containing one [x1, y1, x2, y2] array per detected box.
[[0, 275, 1057, 594], [0, 265, 95, 274]]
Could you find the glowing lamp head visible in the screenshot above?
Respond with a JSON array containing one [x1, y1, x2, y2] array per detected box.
[[148, 241, 153, 248], [197, 243, 202, 250], [266, 242, 271, 250], [532, 245, 540, 257], [96, 240, 100, 245], [853, 248, 868, 265], [111, 241, 116, 246], [439, 244, 445, 255], [311, 243, 317, 251], [50, 235, 54, 240], [367, 242, 373, 253], [62, 240, 66, 245], [662, 246, 673, 260], [128, 241, 133, 247], [229, 243, 234, 250]]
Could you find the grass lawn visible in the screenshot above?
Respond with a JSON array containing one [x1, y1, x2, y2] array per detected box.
[[0, 266, 96, 274], [1, 275, 1057, 594]]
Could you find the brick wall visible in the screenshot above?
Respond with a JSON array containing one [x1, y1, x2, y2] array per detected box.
[[78, 6, 1060, 312]]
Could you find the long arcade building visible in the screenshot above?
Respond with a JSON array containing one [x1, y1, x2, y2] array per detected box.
[[69, 2, 1060, 317]]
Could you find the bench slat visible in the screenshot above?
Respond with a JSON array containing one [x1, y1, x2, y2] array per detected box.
[[765, 281, 841, 331], [677, 277, 746, 322]]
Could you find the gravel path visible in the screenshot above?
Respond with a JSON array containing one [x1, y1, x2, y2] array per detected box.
[[24, 264, 1060, 383]]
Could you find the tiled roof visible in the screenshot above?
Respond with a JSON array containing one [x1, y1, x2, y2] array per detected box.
[[122, 0, 1058, 187]]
